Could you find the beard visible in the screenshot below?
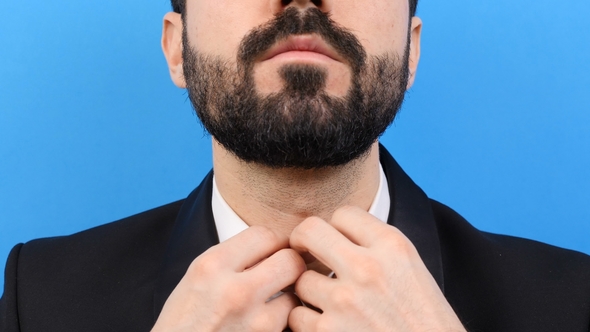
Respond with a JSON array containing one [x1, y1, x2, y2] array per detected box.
[[182, 7, 410, 169]]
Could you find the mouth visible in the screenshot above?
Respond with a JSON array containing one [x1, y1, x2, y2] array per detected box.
[[259, 34, 344, 63]]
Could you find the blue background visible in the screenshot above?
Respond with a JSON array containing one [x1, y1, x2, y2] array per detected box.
[[1, 0, 589, 292]]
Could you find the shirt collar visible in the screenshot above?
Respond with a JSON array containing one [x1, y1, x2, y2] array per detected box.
[[212, 165, 390, 243]]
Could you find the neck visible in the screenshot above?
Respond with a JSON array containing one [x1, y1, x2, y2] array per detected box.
[[213, 140, 381, 237]]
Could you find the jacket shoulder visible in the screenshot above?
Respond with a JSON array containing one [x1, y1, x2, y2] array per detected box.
[[4, 199, 185, 331], [430, 199, 590, 273], [430, 199, 590, 331], [22, 199, 184, 256]]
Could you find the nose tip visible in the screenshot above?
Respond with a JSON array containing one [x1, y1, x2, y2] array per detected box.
[[277, 0, 326, 12], [281, 0, 323, 6]]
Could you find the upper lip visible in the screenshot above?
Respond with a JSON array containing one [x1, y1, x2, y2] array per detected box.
[[260, 34, 344, 62]]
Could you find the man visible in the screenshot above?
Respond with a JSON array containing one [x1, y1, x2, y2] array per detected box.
[[2, 0, 590, 331]]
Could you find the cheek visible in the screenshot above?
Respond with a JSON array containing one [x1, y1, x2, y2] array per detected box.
[[330, 1, 409, 55], [185, 0, 273, 58]]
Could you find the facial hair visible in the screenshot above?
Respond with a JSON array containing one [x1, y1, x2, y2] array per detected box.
[[182, 7, 410, 169]]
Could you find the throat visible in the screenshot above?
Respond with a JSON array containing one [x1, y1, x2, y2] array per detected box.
[[212, 140, 381, 237]]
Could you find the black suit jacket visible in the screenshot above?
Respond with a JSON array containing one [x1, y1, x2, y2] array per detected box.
[[2, 146, 590, 331]]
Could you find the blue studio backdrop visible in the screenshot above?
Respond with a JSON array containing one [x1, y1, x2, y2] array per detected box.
[[1, 0, 589, 292]]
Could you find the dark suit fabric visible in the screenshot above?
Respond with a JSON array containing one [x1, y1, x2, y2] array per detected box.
[[2, 146, 590, 331]]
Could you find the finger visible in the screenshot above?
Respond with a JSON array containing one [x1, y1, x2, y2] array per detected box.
[[245, 248, 307, 300], [290, 216, 357, 274], [266, 292, 301, 331], [330, 205, 395, 248], [295, 270, 335, 310], [288, 306, 321, 332], [210, 225, 289, 271]]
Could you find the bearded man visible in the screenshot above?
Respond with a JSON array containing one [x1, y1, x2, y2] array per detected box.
[[2, 0, 590, 331]]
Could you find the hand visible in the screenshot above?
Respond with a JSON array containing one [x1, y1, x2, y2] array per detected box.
[[288, 206, 465, 332], [152, 226, 306, 332]]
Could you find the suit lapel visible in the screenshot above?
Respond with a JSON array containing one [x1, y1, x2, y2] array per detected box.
[[152, 171, 220, 320], [152, 146, 445, 321], [380, 145, 445, 290]]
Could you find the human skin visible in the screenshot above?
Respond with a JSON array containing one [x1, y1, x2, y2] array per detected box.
[[155, 0, 466, 330]]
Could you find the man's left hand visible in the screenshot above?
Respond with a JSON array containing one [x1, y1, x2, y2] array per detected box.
[[288, 206, 466, 332]]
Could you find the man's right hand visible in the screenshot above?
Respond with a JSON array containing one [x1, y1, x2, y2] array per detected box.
[[152, 226, 306, 332]]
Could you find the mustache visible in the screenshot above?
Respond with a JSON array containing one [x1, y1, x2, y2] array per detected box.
[[237, 7, 367, 73]]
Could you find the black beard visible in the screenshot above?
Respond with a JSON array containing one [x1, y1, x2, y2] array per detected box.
[[182, 7, 409, 169]]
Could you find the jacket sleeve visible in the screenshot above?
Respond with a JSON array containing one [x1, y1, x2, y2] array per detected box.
[[1, 244, 23, 332]]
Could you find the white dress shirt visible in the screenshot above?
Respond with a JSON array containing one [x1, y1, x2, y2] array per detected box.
[[212, 165, 390, 243]]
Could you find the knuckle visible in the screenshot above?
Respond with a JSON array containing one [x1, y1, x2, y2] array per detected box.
[[353, 258, 383, 284], [278, 248, 305, 271], [330, 285, 357, 309], [300, 216, 323, 233], [267, 252, 297, 278], [288, 306, 304, 329], [247, 312, 273, 332], [384, 230, 416, 256], [294, 270, 313, 297], [188, 253, 222, 279], [316, 316, 336, 332], [222, 283, 251, 310], [291, 217, 321, 243]]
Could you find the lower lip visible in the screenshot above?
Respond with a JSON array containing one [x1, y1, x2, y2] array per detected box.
[[267, 51, 336, 63]]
